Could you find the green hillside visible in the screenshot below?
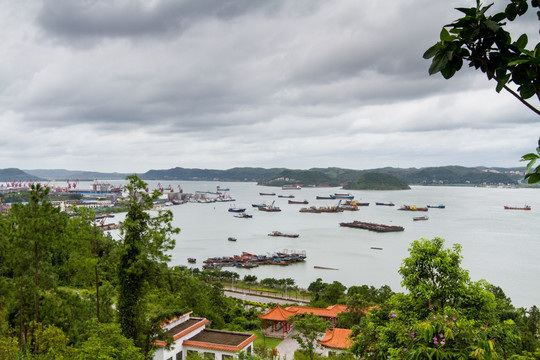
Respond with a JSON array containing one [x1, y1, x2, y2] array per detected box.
[[259, 169, 340, 187], [343, 172, 410, 190], [0, 168, 42, 182]]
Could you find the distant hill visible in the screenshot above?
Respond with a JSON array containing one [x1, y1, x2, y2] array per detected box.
[[343, 172, 410, 190], [141, 167, 285, 182], [24, 169, 129, 181], [5, 165, 527, 187], [0, 168, 42, 182], [369, 166, 521, 185], [259, 169, 340, 187]]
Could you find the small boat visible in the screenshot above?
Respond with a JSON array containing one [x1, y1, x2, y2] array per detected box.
[[289, 199, 309, 204], [258, 201, 281, 212], [398, 205, 428, 211], [413, 216, 429, 221], [259, 192, 276, 196], [217, 186, 230, 191], [427, 205, 446, 209], [268, 231, 299, 238], [331, 193, 354, 199], [251, 203, 267, 208], [370, 247, 383, 250], [187, 258, 196, 263], [314, 266, 338, 270], [234, 213, 252, 218], [299, 206, 322, 213], [228, 207, 246, 213], [376, 202, 395, 206], [504, 205, 531, 210], [278, 195, 295, 198], [228, 237, 237, 241], [282, 185, 302, 190]]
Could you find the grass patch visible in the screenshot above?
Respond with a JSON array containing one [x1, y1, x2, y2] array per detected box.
[[251, 329, 283, 349]]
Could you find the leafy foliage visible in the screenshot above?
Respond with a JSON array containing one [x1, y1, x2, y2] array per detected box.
[[350, 237, 540, 359], [424, 0, 540, 115], [521, 136, 540, 183], [117, 174, 179, 347], [290, 314, 329, 360]]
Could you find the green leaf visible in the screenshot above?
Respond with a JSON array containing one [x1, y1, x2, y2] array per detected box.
[[440, 28, 455, 42], [521, 153, 540, 161], [495, 74, 510, 93], [515, 34, 528, 49], [492, 13, 507, 22], [428, 53, 449, 75], [507, 59, 530, 66], [506, 3, 518, 20], [484, 20, 500, 32], [525, 172, 540, 184], [456, 7, 478, 17], [518, 83, 536, 99], [423, 44, 439, 59]]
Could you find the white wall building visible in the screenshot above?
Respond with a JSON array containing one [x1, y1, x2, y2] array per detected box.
[[153, 312, 256, 360]]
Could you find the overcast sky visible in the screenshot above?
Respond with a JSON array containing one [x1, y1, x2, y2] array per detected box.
[[1, 0, 538, 173]]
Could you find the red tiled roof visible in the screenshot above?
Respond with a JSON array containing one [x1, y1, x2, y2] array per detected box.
[[258, 305, 297, 321], [318, 328, 352, 350], [183, 331, 257, 352], [286, 305, 348, 318], [155, 318, 209, 347]]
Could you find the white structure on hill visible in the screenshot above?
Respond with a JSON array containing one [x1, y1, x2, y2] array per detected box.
[[153, 312, 256, 360]]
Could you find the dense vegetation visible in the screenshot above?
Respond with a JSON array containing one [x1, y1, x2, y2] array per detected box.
[[343, 172, 410, 190], [1, 176, 538, 359], [0, 168, 41, 182], [0, 177, 262, 359], [7, 165, 524, 186]]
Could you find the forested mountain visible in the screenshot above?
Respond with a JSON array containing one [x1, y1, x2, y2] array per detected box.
[[24, 169, 128, 180], [5, 165, 526, 186], [261, 169, 340, 187], [0, 168, 42, 182], [343, 172, 410, 190], [141, 166, 285, 182]]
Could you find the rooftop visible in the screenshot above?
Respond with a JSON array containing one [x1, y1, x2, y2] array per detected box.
[[318, 328, 352, 350], [183, 329, 256, 352]]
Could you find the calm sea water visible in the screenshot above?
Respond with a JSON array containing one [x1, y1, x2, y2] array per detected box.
[[85, 180, 539, 308]]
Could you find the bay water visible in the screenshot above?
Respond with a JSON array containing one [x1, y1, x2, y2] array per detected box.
[[89, 180, 539, 308]]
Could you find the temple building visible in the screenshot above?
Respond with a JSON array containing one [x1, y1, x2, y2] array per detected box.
[[318, 328, 353, 356], [153, 312, 256, 360], [258, 304, 348, 338]]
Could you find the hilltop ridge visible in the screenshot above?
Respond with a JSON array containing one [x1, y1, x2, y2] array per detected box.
[[0, 165, 526, 187]]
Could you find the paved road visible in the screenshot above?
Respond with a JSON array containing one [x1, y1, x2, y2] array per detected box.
[[224, 289, 308, 304]]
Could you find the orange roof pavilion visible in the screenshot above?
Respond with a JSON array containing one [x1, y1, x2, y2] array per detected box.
[[259, 304, 349, 337], [318, 328, 353, 350], [259, 305, 297, 322]]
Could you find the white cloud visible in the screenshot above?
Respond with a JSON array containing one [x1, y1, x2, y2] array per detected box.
[[0, 0, 538, 173]]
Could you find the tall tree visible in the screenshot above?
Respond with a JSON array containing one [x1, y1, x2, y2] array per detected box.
[[117, 175, 179, 347], [350, 237, 539, 359], [291, 313, 329, 360], [6, 184, 68, 344]]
